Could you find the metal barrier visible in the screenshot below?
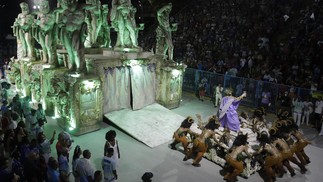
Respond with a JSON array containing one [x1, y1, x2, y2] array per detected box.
[[183, 68, 323, 112]]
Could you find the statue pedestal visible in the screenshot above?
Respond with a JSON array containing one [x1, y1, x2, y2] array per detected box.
[[41, 67, 69, 116], [57, 74, 103, 136], [156, 59, 187, 109]]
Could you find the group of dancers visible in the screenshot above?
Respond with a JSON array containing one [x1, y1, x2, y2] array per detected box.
[[170, 89, 311, 182]]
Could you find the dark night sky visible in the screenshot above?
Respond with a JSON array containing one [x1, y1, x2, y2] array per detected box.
[[0, 0, 21, 36]]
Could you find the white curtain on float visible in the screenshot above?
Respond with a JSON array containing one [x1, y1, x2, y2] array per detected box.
[[130, 64, 156, 110], [103, 67, 131, 113]]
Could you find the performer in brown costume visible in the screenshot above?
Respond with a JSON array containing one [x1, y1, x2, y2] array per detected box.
[[170, 116, 196, 154], [285, 121, 311, 165], [223, 133, 252, 182], [183, 115, 220, 167], [255, 131, 284, 182], [270, 127, 307, 176]]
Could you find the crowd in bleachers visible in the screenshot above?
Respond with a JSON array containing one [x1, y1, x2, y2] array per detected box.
[[143, 0, 323, 90]]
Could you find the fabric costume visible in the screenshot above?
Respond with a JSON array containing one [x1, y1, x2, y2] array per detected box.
[[186, 139, 208, 165], [172, 129, 189, 153], [219, 96, 242, 131], [224, 155, 244, 181], [263, 154, 283, 182]]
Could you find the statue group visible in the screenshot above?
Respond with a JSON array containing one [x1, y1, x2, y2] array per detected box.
[[12, 0, 177, 73]]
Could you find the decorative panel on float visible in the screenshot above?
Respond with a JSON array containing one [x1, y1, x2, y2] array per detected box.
[[57, 74, 103, 136]]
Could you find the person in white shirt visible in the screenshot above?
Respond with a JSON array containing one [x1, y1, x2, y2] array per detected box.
[[293, 97, 304, 126], [302, 97, 313, 125], [76, 149, 95, 182], [102, 148, 117, 182], [214, 83, 223, 107], [25, 109, 38, 139]]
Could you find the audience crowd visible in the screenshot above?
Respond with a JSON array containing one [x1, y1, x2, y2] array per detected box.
[[143, 0, 323, 90], [0, 78, 123, 182]]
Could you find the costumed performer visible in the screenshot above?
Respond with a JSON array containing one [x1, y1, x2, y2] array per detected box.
[[170, 116, 197, 154], [218, 89, 247, 132], [183, 115, 220, 167], [223, 132, 252, 182]]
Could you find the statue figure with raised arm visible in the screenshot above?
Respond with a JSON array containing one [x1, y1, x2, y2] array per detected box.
[[156, 3, 177, 61], [98, 4, 111, 48], [84, 0, 102, 48], [110, 0, 138, 48], [13, 2, 35, 59], [34, 0, 58, 66], [57, 0, 87, 73]]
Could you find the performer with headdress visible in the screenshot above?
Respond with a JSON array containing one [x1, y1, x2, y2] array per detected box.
[[183, 115, 220, 167], [170, 116, 197, 154], [223, 132, 252, 182]]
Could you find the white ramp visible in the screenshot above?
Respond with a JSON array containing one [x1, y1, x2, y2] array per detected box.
[[104, 103, 186, 148]]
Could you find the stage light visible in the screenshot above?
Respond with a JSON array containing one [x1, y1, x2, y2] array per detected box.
[[171, 69, 181, 78], [70, 73, 81, 78], [69, 115, 76, 131], [83, 80, 95, 91], [129, 59, 140, 66], [42, 64, 51, 69], [53, 105, 59, 119], [123, 48, 131, 52]]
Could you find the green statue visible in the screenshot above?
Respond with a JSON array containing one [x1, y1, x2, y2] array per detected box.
[[84, 0, 103, 48], [98, 4, 111, 48], [57, 0, 87, 73], [13, 2, 35, 59], [156, 3, 177, 61], [33, 0, 58, 66], [111, 0, 138, 48]]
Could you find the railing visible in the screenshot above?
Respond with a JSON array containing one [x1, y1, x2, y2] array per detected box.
[[183, 68, 323, 112]]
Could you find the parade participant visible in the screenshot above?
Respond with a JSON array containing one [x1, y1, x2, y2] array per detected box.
[[302, 97, 313, 125], [198, 80, 206, 101], [218, 127, 233, 154], [170, 116, 196, 154], [292, 97, 304, 126], [260, 89, 271, 111], [104, 130, 120, 167], [239, 112, 252, 129], [223, 133, 252, 182], [254, 131, 284, 182], [251, 108, 268, 133], [287, 122, 311, 165], [270, 128, 307, 176], [183, 115, 220, 167], [214, 83, 223, 107], [219, 89, 247, 132]]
